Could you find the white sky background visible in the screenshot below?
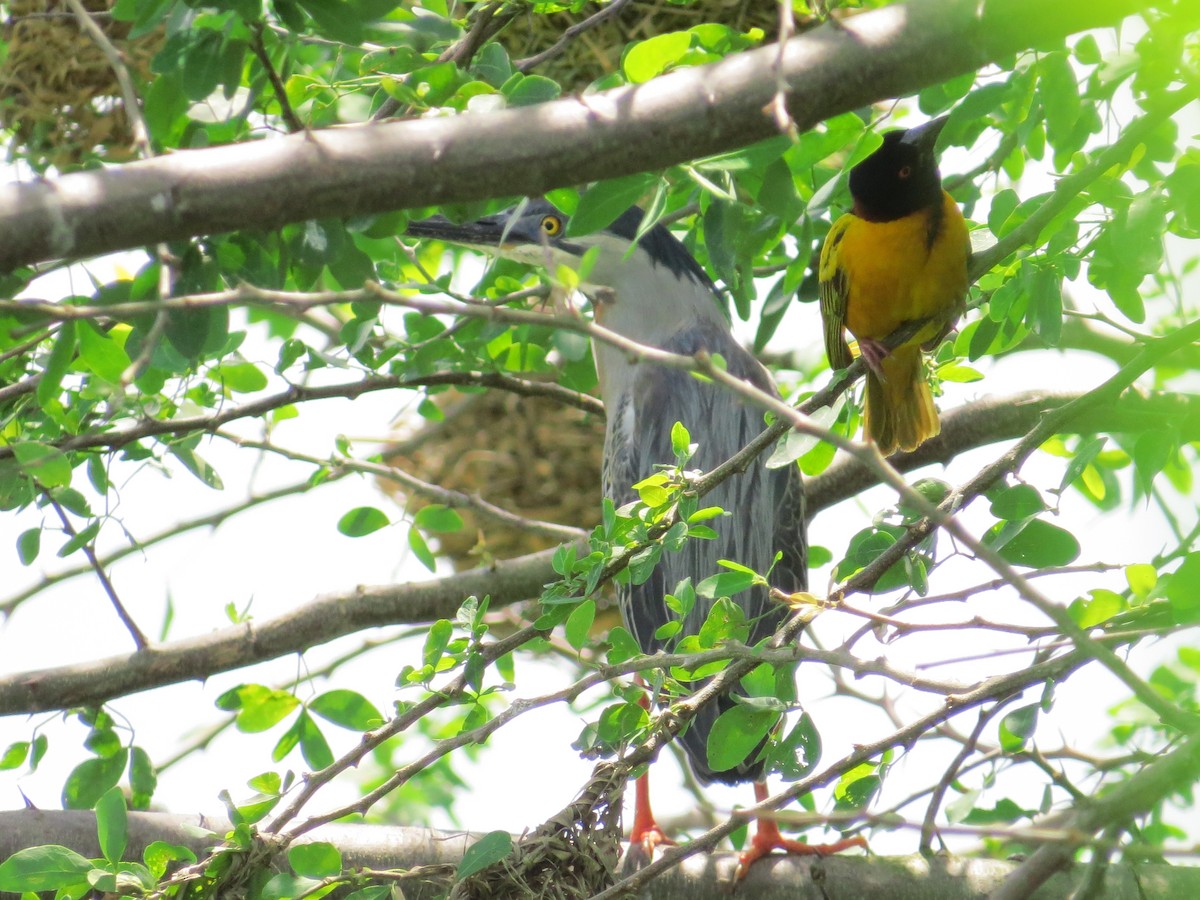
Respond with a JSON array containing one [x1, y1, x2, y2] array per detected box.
[[1, 77, 1198, 856]]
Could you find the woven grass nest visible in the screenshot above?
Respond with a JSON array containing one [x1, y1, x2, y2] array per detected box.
[[448, 763, 624, 900], [381, 383, 605, 569], [500, 0, 781, 87], [1, 0, 160, 167]]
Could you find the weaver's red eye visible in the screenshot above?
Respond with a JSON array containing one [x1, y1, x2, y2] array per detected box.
[[898, 165, 913, 179]]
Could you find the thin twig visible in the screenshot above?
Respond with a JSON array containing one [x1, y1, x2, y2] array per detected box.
[[47, 497, 148, 649], [250, 21, 304, 133], [62, 0, 151, 157], [515, 0, 635, 73]]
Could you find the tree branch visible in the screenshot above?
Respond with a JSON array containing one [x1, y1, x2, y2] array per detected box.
[[806, 388, 1200, 515], [0, 546, 561, 715], [0, 0, 1143, 272], [1, 810, 1195, 900]]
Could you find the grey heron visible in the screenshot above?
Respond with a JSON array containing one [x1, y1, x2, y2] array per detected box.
[[407, 200, 862, 871]]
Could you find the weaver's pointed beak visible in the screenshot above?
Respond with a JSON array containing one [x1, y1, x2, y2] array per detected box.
[[899, 115, 950, 154]]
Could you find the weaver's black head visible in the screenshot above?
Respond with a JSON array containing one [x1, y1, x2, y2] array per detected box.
[[848, 115, 949, 223]]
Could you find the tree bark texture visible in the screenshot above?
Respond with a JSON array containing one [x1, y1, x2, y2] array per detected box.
[[0, 0, 1142, 273]]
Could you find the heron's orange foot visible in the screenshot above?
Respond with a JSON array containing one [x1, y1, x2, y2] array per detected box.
[[626, 823, 676, 863], [735, 833, 868, 880]]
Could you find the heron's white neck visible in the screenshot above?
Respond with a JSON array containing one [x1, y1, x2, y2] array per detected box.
[[581, 238, 729, 406]]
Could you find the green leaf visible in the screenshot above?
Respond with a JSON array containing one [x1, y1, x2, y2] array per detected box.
[[0, 845, 94, 892], [57, 520, 100, 558], [1070, 588, 1125, 628], [309, 690, 382, 731], [337, 506, 389, 537], [989, 484, 1048, 521], [344, 887, 393, 900], [423, 619, 453, 669], [0, 741, 28, 770], [16, 527, 40, 566], [695, 570, 758, 599], [297, 710, 334, 770], [670, 420, 692, 459], [77, 321, 132, 383], [129, 746, 157, 807], [963, 797, 1035, 826], [233, 685, 300, 732], [768, 711, 822, 781], [409, 527, 436, 571], [1026, 264, 1062, 345], [95, 786, 128, 866], [37, 320, 77, 407], [623, 31, 692, 83], [937, 363, 984, 383], [212, 361, 268, 393], [456, 830, 513, 880], [1125, 563, 1157, 598], [1165, 553, 1200, 623], [503, 74, 560, 106], [143, 841, 197, 880], [289, 842, 342, 879], [262, 872, 322, 900], [606, 626, 641, 664], [706, 704, 778, 772], [565, 599, 596, 651], [757, 158, 803, 222], [567, 173, 656, 238], [13, 442, 72, 489], [170, 445, 224, 490], [987, 519, 1080, 567], [1058, 435, 1107, 495], [62, 750, 128, 809], [414, 504, 464, 533], [1132, 429, 1177, 497], [999, 704, 1039, 752]]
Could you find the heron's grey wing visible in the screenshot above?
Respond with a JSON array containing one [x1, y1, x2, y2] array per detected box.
[[602, 324, 807, 783]]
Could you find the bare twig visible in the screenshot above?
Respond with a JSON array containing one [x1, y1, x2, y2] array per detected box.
[[250, 22, 304, 133], [515, 0, 636, 73], [47, 497, 148, 649]]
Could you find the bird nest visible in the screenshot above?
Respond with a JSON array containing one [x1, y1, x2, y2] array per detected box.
[[500, 0, 780, 88], [448, 763, 625, 900], [0, 0, 161, 168], [381, 384, 605, 569]]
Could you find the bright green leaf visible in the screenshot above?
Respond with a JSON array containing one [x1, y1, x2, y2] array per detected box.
[[706, 703, 778, 773], [456, 830, 513, 880], [565, 599, 596, 651], [13, 442, 72, 489], [95, 786, 128, 866], [337, 506, 389, 537], [288, 842, 342, 879], [310, 690, 382, 731]]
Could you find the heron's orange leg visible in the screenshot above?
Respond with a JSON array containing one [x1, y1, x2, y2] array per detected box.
[[735, 782, 867, 879], [628, 689, 676, 855]]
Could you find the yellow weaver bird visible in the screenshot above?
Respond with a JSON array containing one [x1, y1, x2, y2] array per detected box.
[[819, 115, 969, 455]]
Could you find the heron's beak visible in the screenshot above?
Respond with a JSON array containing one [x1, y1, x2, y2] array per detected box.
[[404, 214, 513, 251]]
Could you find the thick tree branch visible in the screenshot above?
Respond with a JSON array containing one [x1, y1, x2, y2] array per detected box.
[[1, 810, 1195, 900], [0, 0, 1143, 272], [0, 546, 560, 715], [806, 388, 1200, 514], [990, 733, 1200, 899]]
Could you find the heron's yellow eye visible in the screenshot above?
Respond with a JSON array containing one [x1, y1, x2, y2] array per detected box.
[[540, 215, 563, 236]]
